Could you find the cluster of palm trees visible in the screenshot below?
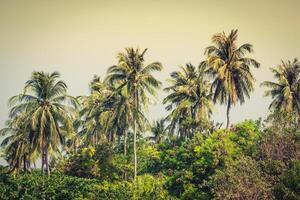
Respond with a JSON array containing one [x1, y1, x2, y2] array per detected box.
[[1, 29, 299, 179], [0, 72, 78, 175]]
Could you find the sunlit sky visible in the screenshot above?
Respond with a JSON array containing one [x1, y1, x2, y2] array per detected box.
[[0, 0, 300, 129]]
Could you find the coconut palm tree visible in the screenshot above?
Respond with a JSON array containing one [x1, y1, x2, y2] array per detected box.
[[0, 113, 33, 172], [203, 29, 260, 129], [108, 88, 133, 153], [77, 76, 114, 146], [163, 63, 213, 139], [261, 58, 300, 113], [149, 119, 167, 144], [8, 71, 78, 175], [106, 47, 162, 179]]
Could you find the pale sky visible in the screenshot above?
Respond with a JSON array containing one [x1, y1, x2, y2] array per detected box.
[[0, 0, 300, 130]]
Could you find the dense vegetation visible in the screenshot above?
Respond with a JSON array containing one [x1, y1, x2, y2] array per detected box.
[[0, 29, 299, 200]]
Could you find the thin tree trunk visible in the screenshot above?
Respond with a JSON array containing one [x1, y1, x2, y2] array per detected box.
[[41, 140, 45, 175], [134, 87, 138, 180], [23, 155, 26, 172], [134, 113, 137, 180], [124, 131, 127, 156], [74, 138, 77, 153], [27, 160, 30, 171], [226, 99, 231, 129], [111, 131, 114, 143], [45, 142, 50, 176], [124, 130, 128, 180], [95, 131, 98, 145]]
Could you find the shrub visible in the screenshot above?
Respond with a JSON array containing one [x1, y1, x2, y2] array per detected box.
[[0, 170, 100, 200], [273, 161, 300, 200], [212, 156, 273, 200]]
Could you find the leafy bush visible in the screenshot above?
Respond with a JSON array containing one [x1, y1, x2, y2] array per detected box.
[[273, 161, 300, 200], [96, 174, 175, 200], [212, 156, 272, 200], [63, 146, 100, 178], [0, 170, 100, 200], [0, 171, 174, 200], [229, 120, 261, 156]]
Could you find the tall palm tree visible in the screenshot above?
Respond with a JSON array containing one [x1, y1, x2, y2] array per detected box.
[[203, 29, 260, 129], [105, 88, 134, 181], [163, 63, 213, 139], [8, 71, 78, 175], [261, 58, 300, 113], [106, 47, 162, 179]]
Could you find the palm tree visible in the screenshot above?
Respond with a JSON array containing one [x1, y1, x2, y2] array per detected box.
[[0, 113, 33, 172], [149, 119, 167, 144], [261, 58, 300, 113], [8, 71, 78, 175], [77, 76, 114, 146], [202, 29, 260, 129], [108, 88, 133, 153], [163, 63, 213, 139], [106, 47, 162, 179]]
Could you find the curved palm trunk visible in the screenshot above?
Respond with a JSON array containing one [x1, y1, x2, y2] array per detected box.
[[226, 99, 231, 129]]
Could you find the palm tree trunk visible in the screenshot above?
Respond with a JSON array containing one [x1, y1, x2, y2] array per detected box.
[[134, 114, 137, 180], [124, 131, 127, 155], [134, 87, 138, 180], [27, 160, 31, 171], [95, 131, 98, 145], [226, 99, 231, 129], [41, 140, 45, 175], [23, 155, 26, 172], [45, 142, 50, 176], [124, 130, 128, 180]]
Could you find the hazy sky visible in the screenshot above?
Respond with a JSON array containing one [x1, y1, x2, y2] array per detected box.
[[0, 0, 300, 129]]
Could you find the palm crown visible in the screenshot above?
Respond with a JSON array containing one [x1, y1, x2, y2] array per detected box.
[[261, 58, 300, 113], [203, 29, 260, 128], [164, 63, 213, 138]]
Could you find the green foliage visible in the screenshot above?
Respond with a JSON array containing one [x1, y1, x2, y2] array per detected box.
[[1, 117, 299, 200], [63, 146, 100, 178], [212, 156, 272, 200], [0, 171, 174, 200], [273, 161, 300, 200], [229, 119, 261, 156], [96, 174, 175, 200], [61, 144, 126, 180], [146, 129, 242, 199], [0, 170, 100, 200]]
